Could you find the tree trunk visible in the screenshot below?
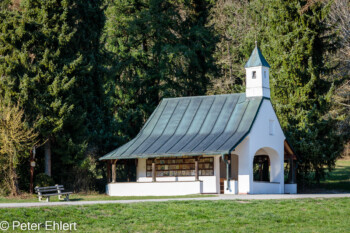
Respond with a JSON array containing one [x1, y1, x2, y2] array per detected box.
[[9, 151, 20, 196], [10, 167, 20, 196], [45, 140, 51, 177]]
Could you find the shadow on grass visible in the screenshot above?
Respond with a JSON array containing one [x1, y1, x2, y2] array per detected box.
[[301, 160, 350, 193], [67, 198, 83, 202]]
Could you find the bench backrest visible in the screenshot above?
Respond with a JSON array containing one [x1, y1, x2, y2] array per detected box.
[[35, 185, 65, 194]]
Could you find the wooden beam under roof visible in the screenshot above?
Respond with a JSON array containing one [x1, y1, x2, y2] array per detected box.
[[284, 140, 297, 160]]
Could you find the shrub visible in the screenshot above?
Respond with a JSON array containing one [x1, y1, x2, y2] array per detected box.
[[35, 173, 55, 187]]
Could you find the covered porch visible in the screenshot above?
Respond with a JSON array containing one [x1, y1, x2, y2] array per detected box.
[[102, 139, 297, 196], [104, 155, 223, 196], [103, 152, 245, 196]]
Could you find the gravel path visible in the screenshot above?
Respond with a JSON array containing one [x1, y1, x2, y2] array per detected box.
[[0, 193, 349, 208]]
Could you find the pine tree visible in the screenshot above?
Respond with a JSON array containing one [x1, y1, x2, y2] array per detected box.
[[251, 0, 345, 182], [208, 0, 251, 94], [209, 0, 346, 183], [0, 0, 114, 189], [105, 0, 217, 141]]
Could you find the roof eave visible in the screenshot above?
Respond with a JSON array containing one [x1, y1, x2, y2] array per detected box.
[[99, 150, 230, 160]]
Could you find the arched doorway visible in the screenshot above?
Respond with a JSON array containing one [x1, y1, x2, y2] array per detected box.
[[252, 147, 282, 193], [253, 155, 270, 182]]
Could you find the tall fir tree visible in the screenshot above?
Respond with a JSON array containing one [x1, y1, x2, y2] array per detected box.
[[209, 0, 346, 183], [250, 0, 344, 182], [0, 0, 114, 190], [208, 0, 251, 94], [104, 0, 217, 143]]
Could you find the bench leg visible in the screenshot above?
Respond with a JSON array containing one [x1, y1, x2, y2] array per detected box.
[[65, 194, 70, 201], [58, 195, 63, 200], [39, 196, 42, 202], [46, 197, 50, 202]]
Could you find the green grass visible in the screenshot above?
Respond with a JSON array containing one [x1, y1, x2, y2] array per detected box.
[[0, 194, 215, 203], [0, 198, 349, 232], [319, 160, 350, 192]]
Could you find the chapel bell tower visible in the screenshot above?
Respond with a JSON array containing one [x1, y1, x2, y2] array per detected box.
[[244, 42, 271, 98]]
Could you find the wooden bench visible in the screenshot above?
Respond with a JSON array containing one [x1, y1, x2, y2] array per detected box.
[[34, 185, 72, 202]]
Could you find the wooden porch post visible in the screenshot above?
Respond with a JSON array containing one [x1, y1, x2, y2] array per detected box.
[[107, 161, 111, 183], [195, 157, 199, 181], [291, 159, 295, 184], [152, 159, 156, 182], [112, 160, 118, 183]]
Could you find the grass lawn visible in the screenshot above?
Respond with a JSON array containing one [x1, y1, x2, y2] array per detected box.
[[0, 193, 216, 203], [301, 158, 350, 193], [0, 198, 349, 232], [318, 159, 350, 192]]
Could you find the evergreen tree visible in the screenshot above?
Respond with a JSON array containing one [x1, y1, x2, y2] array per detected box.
[[209, 0, 346, 183], [251, 0, 345, 182], [0, 0, 114, 190], [0, 0, 11, 10], [105, 0, 217, 142], [208, 0, 251, 94]]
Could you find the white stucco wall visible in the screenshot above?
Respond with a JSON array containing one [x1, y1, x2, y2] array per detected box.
[[245, 66, 270, 98], [284, 184, 297, 194], [224, 180, 238, 194], [231, 98, 285, 194], [233, 137, 251, 194], [248, 98, 285, 194], [107, 181, 203, 196], [251, 182, 281, 194]]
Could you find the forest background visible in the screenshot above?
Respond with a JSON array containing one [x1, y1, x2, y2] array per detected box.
[[0, 0, 349, 196]]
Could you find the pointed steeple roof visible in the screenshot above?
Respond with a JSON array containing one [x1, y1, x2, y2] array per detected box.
[[244, 43, 270, 68]]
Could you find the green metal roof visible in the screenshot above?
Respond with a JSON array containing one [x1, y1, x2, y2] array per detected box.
[[99, 93, 263, 160], [244, 46, 271, 68]]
